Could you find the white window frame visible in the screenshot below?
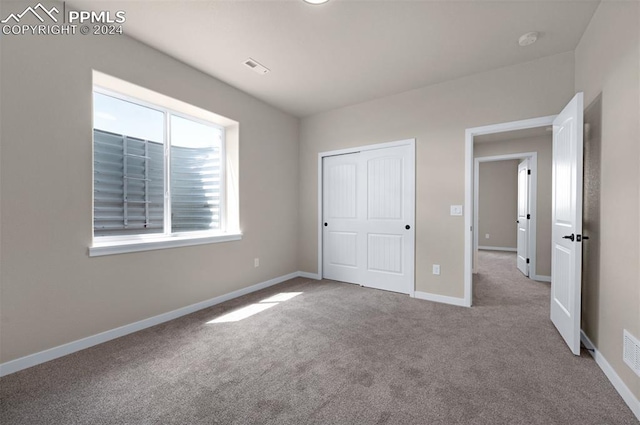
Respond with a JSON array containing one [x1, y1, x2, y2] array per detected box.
[[90, 83, 241, 257]]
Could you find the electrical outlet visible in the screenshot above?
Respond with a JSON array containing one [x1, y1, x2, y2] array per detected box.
[[623, 330, 640, 377], [254, 258, 260, 268], [485, 234, 490, 239], [450, 205, 463, 216], [432, 264, 440, 275]]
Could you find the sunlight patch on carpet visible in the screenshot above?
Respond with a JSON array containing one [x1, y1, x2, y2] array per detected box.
[[207, 292, 303, 323], [259, 292, 303, 303]]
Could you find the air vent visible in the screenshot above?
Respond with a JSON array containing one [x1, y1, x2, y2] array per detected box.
[[623, 329, 640, 377], [243, 58, 269, 75]]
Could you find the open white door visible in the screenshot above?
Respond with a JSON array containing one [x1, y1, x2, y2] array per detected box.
[[516, 159, 530, 276], [550, 92, 584, 355]]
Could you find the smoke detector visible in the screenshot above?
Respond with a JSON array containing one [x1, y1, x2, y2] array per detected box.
[[243, 58, 270, 75], [304, 0, 329, 4], [519, 32, 539, 47]]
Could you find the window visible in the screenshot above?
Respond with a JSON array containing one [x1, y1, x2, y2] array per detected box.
[[90, 73, 240, 256]]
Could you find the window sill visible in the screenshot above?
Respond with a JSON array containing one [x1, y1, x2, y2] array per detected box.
[[89, 232, 243, 257]]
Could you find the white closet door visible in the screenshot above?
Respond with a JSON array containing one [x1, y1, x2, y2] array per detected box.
[[322, 143, 415, 295], [322, 153, 363, 284], [360, 145, 415, 294]]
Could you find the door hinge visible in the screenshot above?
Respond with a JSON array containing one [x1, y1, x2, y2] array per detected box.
[[527, 214, 531, 219], [526, 258, 530, 264], [528, 169, 531, 175]]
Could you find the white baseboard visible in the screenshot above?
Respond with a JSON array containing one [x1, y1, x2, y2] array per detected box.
[[414, 291, 468, 307], [581, 330, 640, 421], [478, 246, 517, 252], [0, 271, 305, 377], [532, 274, 551, 283], [299, 271, 321, 280]]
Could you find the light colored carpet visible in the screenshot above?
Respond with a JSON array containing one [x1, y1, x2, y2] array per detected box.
[[1, 250, 637, 424]]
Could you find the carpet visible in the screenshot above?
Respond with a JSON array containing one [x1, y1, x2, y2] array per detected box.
[[1, 250, 636, 424]]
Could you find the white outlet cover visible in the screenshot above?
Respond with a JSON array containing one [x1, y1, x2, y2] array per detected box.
[[432, 265, 440, 275], [450, 205, 463, 216], [485, 234, 490, 239], [623, 330, 640, 377]]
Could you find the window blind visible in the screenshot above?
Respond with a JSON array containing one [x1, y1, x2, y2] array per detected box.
[[94, 129, 222, 236], [94, 129, 164, 236], [171, 144, 222, 232]]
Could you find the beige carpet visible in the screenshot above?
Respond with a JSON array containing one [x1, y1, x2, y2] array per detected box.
[[1, 250, 637, 424]]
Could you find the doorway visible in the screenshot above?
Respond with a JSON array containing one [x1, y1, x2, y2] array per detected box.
[[464, 115, 556, 308], [465, 93, 585, 355], [473, 152, 539, 281]]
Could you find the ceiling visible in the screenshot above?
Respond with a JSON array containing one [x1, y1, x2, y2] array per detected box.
[[474, 126, 551, 144], [74, 0, 599, 117]]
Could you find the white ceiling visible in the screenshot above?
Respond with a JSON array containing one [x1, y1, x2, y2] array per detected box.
[[76, 0, 599, 117]]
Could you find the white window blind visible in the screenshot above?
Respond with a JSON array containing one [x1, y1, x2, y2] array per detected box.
[[170, 114, 223, 233], [94, 130, 165, 236]]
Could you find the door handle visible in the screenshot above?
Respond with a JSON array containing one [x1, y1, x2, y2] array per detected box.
[[324, 222, 328, 227], [562, 234, 575, 242], [405, 225, 411, 230]]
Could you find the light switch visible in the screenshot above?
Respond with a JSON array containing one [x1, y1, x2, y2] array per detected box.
[[433, 265, 441, 275], [450, 205, 463, 216]]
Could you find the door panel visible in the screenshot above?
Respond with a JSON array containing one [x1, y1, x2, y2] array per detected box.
[[367, 234, 403, 274], [551, 92, 584, 356], [517, 160, 529, 276], [367, 157, 403, 219], [553, 245, 572, 314], [328, 232, 358, 267], [327, 163, 357, 219]]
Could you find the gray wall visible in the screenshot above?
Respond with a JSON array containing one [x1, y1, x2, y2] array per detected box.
[[0, 30, 300, 362], [477, 160, 518, 250], [299, 52, 574, 298], [474, 135, 553, 277], [574, 1, 640, 399]]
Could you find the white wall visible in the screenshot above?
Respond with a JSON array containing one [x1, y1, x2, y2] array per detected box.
[[299, 52, 575, 298], [574, 0, 640, 400], [0, 31, 300, 362]]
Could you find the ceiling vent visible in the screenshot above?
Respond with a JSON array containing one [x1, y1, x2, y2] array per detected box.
[[243, 58, 270, 75]]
